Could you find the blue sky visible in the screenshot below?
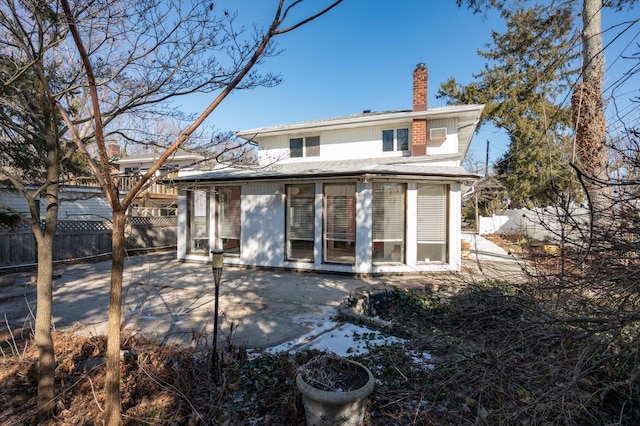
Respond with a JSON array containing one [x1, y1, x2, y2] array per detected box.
[[183, 0, 640, 167]]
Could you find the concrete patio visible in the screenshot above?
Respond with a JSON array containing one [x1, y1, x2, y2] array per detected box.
[[0, 234, 524, 350]]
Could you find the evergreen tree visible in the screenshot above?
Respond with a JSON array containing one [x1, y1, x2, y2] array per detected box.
[[438, 3, 580, 207]]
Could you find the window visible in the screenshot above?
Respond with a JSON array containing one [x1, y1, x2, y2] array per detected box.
[[188, 190, 209, 254], [397, 128, 409, 151], [323, 183, 356, 264], [290, 138, 303, 158], [306, 136, 320, 157], [382, 130, 394, 152], [372, 183, 405, 263], [217, 186, 241, 255], [416, 184, 448, 262], [289, 136, 320, 158], [382, 128, 409, 152], [286, 184, 315, 261]]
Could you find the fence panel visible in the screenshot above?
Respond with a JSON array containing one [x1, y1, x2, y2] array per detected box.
[[0, 223, 36, 265], [0, 217, 177, 267], [478, 207, 590, 241]]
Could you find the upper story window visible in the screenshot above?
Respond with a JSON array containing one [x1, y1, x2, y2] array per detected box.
[[290, 136, 320, 158], [382, 128, 409, 152]]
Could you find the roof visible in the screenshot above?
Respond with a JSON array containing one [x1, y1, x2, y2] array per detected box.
[[116, 148, 204, 166], [169, 154, 481, 185]]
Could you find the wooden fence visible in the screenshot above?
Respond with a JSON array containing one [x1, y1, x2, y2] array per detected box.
[[0, 217, 176, 267]]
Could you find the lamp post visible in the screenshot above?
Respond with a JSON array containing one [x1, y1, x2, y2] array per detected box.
[[210, 249, 224, 381]]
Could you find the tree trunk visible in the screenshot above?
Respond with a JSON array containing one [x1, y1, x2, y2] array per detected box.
[[572, 0, 610, 228], [35, 231, 55, 413], [35, 79, 61, 416], [104, 208, 126, 425]]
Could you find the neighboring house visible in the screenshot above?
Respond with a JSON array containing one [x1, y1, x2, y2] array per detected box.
[[172, 63, 483, 274], [0, 184, 112, 221], [116, 148, 204, 217]]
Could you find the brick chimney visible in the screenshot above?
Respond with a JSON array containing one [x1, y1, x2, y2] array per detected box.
[[411, 63, 428, 156], [107, 142, 121, 158], [413, 62, 427, 111]]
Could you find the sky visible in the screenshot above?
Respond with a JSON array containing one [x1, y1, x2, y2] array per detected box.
[[182, 0, 640, 168]]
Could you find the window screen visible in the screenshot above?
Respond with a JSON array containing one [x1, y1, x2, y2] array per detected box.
[[306, 136, 320, 157]]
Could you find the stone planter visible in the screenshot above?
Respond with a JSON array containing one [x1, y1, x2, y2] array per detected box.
[[296, 356, 375, 426]]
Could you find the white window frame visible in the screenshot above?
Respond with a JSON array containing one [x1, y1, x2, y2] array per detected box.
[[188, 189, 210, 254], [382, 128, 410, 152], [289, 136, 320, 158]]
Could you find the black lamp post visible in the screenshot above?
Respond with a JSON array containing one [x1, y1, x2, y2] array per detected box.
[[210, 249, 224, 381]]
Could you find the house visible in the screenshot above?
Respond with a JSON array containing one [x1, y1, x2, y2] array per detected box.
[[0, 183, 112, 221], [172, 63, 483, 274], [115, 147, 204, 217]]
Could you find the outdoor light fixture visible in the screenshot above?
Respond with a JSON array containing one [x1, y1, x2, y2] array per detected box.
[[210, 249, 224, 381]]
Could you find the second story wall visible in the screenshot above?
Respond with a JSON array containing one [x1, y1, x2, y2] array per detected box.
[[426, 118, 459, 157], [257, 117, 460, 165]]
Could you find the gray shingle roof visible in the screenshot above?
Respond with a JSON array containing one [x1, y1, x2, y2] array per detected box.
[[170, 154, 479, 185]]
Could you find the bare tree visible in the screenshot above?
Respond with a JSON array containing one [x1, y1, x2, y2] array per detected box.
[[55, 0, 342, 423], [0, 2, 80, 414]]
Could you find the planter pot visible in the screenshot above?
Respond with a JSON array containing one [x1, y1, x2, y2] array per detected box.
[[296, 359, 374, 426]]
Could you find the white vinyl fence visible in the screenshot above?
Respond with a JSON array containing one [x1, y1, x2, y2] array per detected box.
[[479, 206, 589, 241]]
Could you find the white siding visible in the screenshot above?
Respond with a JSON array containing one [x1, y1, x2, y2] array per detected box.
[[1, 188, 112, 221], [448, 183, 462, 271], [58, 189, 112, 220], [355, 181, 372, 272], [0, 191, 37, 217], [239, 183, 285, 267], [427, 118, 458, 156], [257, 118, 464, 164], [258, 122, 413, 164]]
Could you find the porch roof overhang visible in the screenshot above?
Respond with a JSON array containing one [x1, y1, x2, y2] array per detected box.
[[167, 155, 481, 187]]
